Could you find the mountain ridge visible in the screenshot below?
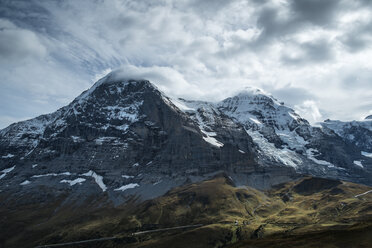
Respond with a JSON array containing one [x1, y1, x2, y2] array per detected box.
[[0, 70, 371, 207]]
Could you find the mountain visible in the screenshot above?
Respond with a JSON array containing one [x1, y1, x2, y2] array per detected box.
[[0, 74, 261, 205], [0, 70, 371, 208], [217, 88, 372, 184], [175, 87, 371, 185], [321, 118, 372, 156], [1, 69, 372, 247]]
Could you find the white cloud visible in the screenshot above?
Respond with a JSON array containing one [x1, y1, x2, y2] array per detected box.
[[109, 65, 203, 98], [0, 0, 371, 128], [295, 100, 322, 123], [93, 68, 113, 83], [0, 19, 47, 63]]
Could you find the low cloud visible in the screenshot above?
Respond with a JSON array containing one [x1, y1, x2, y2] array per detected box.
[[295, 100, 323, 123], [108, 65, 203, 98]]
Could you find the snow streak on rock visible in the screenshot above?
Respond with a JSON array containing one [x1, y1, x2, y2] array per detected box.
[[82, 170, 107, 192], [114, 183, 139, 191]]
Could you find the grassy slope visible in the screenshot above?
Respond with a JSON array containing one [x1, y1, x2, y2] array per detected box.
[[0, 175, 371, 248]]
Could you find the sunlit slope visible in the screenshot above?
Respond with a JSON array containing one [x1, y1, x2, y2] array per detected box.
[[1, 174, 371, 248]]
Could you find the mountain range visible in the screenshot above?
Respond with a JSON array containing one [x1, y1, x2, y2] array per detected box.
[[0, 69, 371, 247]]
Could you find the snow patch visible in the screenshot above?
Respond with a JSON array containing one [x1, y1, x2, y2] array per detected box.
[[32, 164, 38, 168], [122, 175, 134, 179], [103, 104, 142, 122], [114, 183, 139, 191], [82, 170, 107, 192], [248, 130, 301, 168], [361, 151, 372, 158], [201, 130, 224, 148], [276, 129, 308, 150], [249, 117, 261, 125], [71, 136, 84, 143], [60, 178, 86, 186], [353, 160, 363, 168], [203, 135, 224, 147], [0, 165, 16, 179], [1, 154, 14, 159], [306, 149, 334, 166], [239, 150, 246, 154], [20, 180, 31, 185], [132, 163, 139, 167], [115, 124, 129, 131], [32, 172, 71, 178]]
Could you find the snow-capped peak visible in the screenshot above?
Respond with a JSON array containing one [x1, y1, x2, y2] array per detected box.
[[236, 86, 274, 98], [232, 86, 284, 107], [217, 86, 312, 165], [76, 69, 156, 102], [218, 86, 306, 130]]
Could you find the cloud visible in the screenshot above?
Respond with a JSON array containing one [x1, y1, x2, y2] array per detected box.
[[339, 21, 372, 53], [295, 100, 322, 123], [265, 85, 317, 107], [108, 65, 203, 98], [0, 19, 47, 63], [0, 0, 372, 128], [338, 67, 372, 91], [183, 0, 234, 16], [289, 0, 340, 26], [281, 38, 335, 65]]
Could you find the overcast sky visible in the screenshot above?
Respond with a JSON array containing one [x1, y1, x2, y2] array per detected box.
[[1, 0, 372, 128]]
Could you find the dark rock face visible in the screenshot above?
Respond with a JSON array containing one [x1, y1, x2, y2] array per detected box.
[[0, 76, 267, 205], [0, 72, 371, 206]]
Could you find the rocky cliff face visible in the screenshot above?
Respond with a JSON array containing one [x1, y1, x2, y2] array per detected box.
[[0, 71, 371, 206], [0, 73, 264, 205], [216, 87, 371, 184]]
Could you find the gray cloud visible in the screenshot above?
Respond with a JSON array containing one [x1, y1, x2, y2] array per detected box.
[[183, 0, 234, 16], [249, 0, 340, 49], [281, 39, 334, 65], [340, 34, 370, 53], [0, 19, 47, 62], [339, 21, 372, 53], [289, 0, 340, 26], [255, 7, 294, 45], [340, 68, 372, 89]]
